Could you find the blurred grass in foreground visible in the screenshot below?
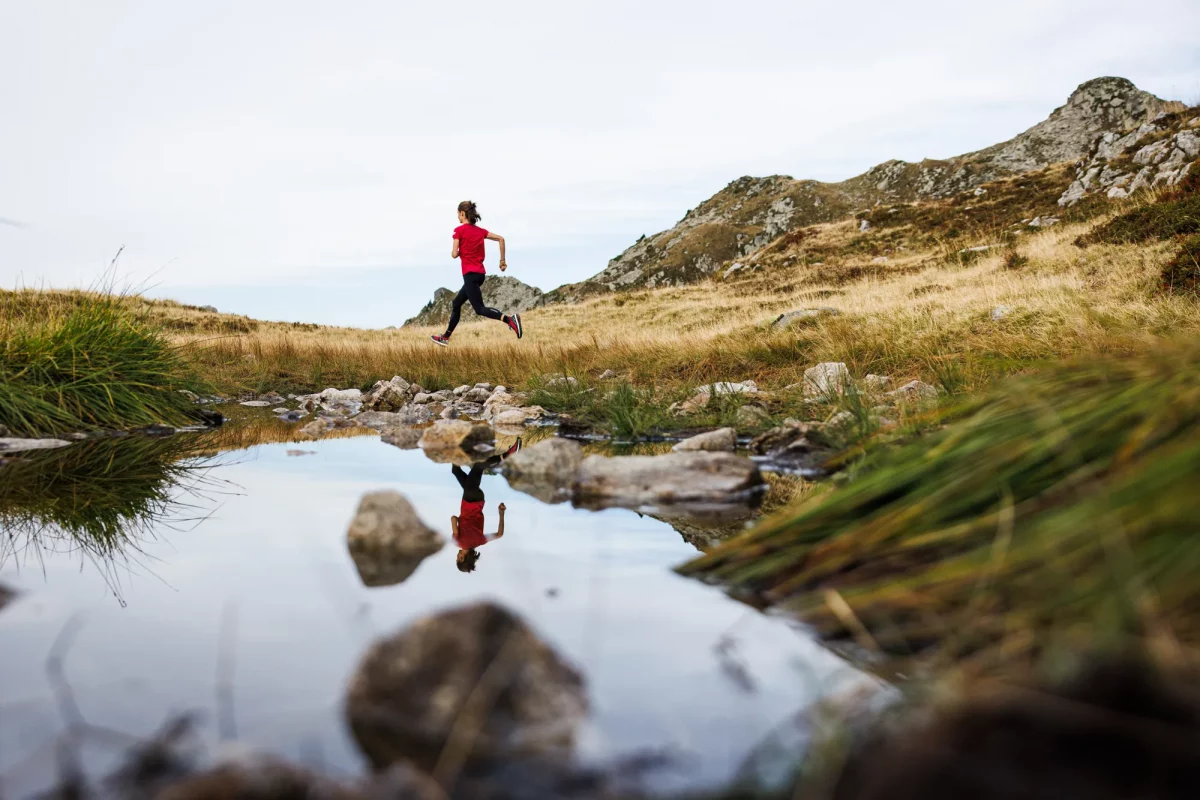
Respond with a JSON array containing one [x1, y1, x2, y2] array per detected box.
[[680, 341, 1200, 677]]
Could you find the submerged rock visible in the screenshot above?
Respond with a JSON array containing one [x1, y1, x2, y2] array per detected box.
[[346, 491, 444, 587], [0, 437, 72, 453], [345, 601, 587, 772], [573, 452, 764, 507], [502, 439, 584, 503], [673, 427, 737, 452]]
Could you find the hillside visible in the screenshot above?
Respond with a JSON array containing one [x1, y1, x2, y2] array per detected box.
[[403, 275, 545, 328], [543, 77, 1184, 304]]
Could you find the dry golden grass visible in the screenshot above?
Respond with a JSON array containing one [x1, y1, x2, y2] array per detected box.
[[174, 210, 1200, 398]]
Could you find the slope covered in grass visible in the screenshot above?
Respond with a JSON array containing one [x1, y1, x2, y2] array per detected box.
[[0, 290, 207, 436]]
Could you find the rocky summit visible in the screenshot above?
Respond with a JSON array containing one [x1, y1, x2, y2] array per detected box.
[[543, 77, 1182, 303], [403, 275, 545, 327]]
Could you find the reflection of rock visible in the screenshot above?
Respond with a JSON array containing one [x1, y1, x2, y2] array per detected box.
[[573, 452, 764, 507], [346, 602, 587, 772], [156, 755, 361, 800], [658, 509, 754, 552], [418, 420, 494, 464], [673, 427, 737, 452], [502, 439, 583, 503], [346, 492, 444, 587], [0, 584, 14, 611], [380, 426, 423, 450]]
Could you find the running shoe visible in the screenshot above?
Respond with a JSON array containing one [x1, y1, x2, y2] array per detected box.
[[430, 334, 449, 347], [502, 437, 523, 458], [506, 313, 523, 339]]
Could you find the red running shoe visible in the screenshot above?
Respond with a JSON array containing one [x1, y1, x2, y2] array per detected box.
[[502, 437, 523, 458], [430, 334, 449, 347], [506, 313, 523, 339]]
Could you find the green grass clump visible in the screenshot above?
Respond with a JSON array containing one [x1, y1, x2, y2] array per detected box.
[[0, 290, 207, 436], [679, 343, 1200, 675]]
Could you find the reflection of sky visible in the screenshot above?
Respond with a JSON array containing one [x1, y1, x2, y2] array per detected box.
[[0, 436, 872, 795]]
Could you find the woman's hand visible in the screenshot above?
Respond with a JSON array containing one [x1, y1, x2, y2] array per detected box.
[[498, 260, 508, 272]]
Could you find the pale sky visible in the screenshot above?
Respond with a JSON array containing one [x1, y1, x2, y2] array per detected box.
[[2, 0, 1198, 327]]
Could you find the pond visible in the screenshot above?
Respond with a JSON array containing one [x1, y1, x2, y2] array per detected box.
[[0, 419, 878, 797]]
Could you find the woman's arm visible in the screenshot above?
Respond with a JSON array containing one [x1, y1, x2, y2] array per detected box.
[[486, 232, 506, 271], [491, 502, 506, 539], [451, 239, 460, 259]]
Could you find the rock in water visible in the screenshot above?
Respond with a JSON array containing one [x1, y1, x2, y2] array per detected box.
[[345, 602, 587, 772], [573, 452, 764, 507], [502, 439, 584, 503], [417, 420, 495, 463], [673, 427, 737, 452], [346, 491, 444, 587]]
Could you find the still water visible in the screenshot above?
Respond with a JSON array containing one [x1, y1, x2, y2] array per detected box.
[[0, 427, 872, 796]]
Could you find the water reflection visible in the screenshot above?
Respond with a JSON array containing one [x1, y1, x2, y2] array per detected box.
[[451, 439, 521, 573]]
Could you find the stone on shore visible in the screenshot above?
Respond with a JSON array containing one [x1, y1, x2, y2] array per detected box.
[[345, 491, 444, 587], [573, 452, 763, 507], [494, 406, 547, 428], [735, 404, 772, 428], [362, 376, 412, 412], [345, 602, 587, 772], [502, 439, 584, 503], [804, 362, 852, 398], [673, 427, 737, 452]]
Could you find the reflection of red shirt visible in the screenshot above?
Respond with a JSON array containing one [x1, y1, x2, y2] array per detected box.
[[453, 224, 489, 275], [455, 500, 487, 549]]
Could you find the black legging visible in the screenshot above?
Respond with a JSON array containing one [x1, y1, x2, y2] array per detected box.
[[452, 456, 503, 503], [446, 273, 503, 335]]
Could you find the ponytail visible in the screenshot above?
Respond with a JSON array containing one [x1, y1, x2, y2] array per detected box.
[[458, 200, 481, 225]]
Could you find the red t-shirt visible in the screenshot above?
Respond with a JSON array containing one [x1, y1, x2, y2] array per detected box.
[[453, 224, 489, 275], [455, 500, 487, 550]]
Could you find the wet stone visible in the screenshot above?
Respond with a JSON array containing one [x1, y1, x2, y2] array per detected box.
[[346, 601, 587, 773], [573, 452, 764, 508], [673, 427, 737, 452], [380, 427, 423, 450], [0, 437, 73, 453], [502, 439, 584, 503], [346, 491, 444, 587]]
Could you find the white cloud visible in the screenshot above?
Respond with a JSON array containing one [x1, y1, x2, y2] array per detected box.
[[2, 0, 1198, 325]]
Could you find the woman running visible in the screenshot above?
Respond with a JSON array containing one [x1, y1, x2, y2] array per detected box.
[[430, 200, 523, 346]]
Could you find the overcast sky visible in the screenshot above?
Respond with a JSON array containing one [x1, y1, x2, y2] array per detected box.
[[2, 1, 1198, 327]]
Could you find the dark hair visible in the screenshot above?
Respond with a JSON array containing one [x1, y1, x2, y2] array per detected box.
[[458, 200, 481, 225], [456, 549, 479, 573]]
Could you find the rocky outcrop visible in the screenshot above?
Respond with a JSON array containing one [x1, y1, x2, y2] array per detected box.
[[573, 452, 764, 508], [403, 276, 545, 327], [1059, 106, 1200, 205], [345, 491, 444, 587], [542, 77, 1181, 303], [345, 602, 587, 772]]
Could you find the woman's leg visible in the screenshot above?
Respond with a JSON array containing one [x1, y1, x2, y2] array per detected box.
[[445, 283, 471, 336], [464, 273, 504, 322]]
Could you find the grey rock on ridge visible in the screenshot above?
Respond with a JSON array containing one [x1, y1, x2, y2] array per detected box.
[[403, 275, 545, 328], [542, 77, 1181, 304]]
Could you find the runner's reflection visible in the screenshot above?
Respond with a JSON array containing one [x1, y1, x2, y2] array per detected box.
[[452, 438, 520, 573]]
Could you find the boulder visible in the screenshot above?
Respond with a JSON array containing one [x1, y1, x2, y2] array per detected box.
[[673, 427, 737, 452], [462, 387, 493, 404], [803, 362, 852, 398], [346, 491, 444, 588], [381, 427, 423, 450], [0, 437, 72, 453], [889, 380, 940, 407], [321, 387, 363, 404], [475, 383, 494, 391], [363, 376, 411, 412], [418, 419, 494, 456], [484, 389, 523, 420], [345, 602, 587, 772], [735, 405, 771, 428], [453, 385, 471, 396], [573, 452, 764, 507], [412, 392, 434, 405], [198, 305, 218, 313], [502, 439, 584, 503]]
